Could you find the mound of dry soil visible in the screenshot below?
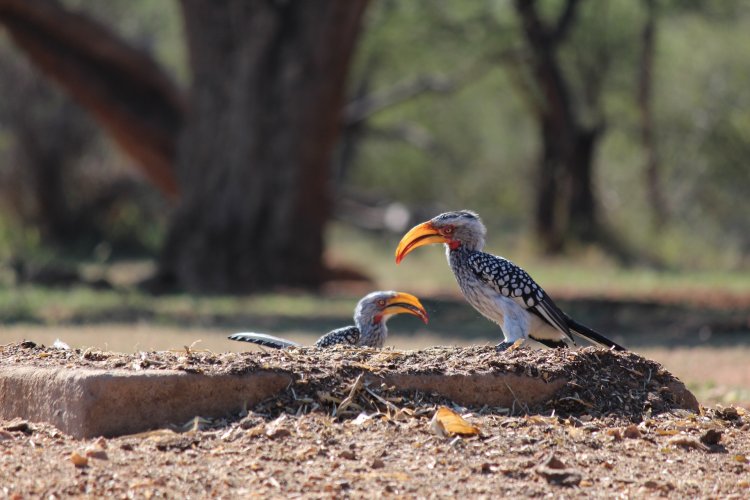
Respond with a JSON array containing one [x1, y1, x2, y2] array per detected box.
[[1, 341, 696, 423]]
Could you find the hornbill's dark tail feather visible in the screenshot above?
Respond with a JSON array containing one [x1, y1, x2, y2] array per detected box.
[[228, 332, 301, 349], [565, 318, 626, 351]]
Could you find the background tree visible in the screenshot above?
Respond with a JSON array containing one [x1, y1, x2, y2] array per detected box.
[[513, 0, 595, 252], [637, 0, 666, 229], [160, 0, 368, 293], [509, 0, 640, 253], [347, 1, 646, 255], [0, 0, 369, 292]]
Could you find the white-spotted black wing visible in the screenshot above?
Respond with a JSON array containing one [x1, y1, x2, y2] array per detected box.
[[314, 326, 361, 348], [466, 251, 573, 341]]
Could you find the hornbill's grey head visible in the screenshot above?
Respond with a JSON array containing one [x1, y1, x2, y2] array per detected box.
[[395, 210, 487, 263], [354, 291, 429, 326]]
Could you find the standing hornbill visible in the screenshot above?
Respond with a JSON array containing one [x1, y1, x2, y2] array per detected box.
[[395, 210, 625, 351], [228, 291, 428, 349]]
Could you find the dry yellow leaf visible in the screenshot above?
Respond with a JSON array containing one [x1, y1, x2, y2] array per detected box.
[[527, 415, 552, 426], [430, 406, 480, 438], [655, 429, 679, 436], [70, 451, 88, 468]]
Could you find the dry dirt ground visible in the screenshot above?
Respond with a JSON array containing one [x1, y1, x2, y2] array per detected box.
[[1, 342, 750, 498]]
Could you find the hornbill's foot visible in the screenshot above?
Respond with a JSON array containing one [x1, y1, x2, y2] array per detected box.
[[495, 341, 514, 352]]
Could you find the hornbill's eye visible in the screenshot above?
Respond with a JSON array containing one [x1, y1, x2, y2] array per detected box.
[[441, 226, 454, 235], [377, 299, 386, 307]]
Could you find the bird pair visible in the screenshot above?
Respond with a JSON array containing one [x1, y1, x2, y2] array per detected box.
[[230, 211, 625, 352]]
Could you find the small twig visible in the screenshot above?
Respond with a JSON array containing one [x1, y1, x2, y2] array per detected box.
[[558, 396, 595, 408], [504, 382, 530, 415], [364, 386, 400, 414], [337, 374, 365, 414]]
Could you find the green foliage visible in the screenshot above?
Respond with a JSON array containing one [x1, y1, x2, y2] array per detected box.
[[350, 0, 536, 227], [1, 0, 748, 272], [327, 223, 750, 295], [348, 0, 750, 269], [656, 8, 750, 256], [594, 2, 750, 268]]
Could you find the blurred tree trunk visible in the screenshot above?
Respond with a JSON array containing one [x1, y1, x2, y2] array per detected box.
[[13, 90, 94, 245], [159, 0, 368, 292], [514, 0, 602, 253], [638, 0, 666, 228], [0, 0, 368, 293]]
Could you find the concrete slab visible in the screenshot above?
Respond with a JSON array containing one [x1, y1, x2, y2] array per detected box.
[[0, 366, 292, 438]]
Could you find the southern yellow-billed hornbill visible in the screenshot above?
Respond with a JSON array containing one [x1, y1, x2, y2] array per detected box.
[[228, 291, 428, 349], [395, 211, 625, 351]]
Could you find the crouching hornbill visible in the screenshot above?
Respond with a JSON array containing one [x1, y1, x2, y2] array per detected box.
[[228, 291, 428, 349], [395, 211, 625, 351]]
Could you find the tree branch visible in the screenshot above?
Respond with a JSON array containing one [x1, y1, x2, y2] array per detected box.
[[365, 122, 439, 153], [551, 0, 581, 43], [514, 0, 549, 49], [638, 0, 666, 226], [513, 0, 576, 128], [0, 0, 184, 198], [344, 75, 455, 125], [344, 52, 503, 125]]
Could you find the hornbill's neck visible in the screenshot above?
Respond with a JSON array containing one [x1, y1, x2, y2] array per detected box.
[[445, 239, 483, 263], [447, 231, 485, 254], [354, 316, 387, 347]]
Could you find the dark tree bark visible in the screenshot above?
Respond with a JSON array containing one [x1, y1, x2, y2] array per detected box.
[[638, 0, 666, 227], [0, 0, 183, 197], [157, 0, 368, 292], [513, 0, 603, 253]]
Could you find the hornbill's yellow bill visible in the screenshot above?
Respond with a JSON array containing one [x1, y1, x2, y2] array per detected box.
[[383, 292, 429, 324], [395, 222, 449, 264]]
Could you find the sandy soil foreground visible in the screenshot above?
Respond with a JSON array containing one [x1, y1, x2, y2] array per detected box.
[[1, 342, 748, 498]]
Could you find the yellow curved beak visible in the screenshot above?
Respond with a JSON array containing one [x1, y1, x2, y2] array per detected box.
[[384, 292, 429, 324], [395, 221, 448, 264]]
